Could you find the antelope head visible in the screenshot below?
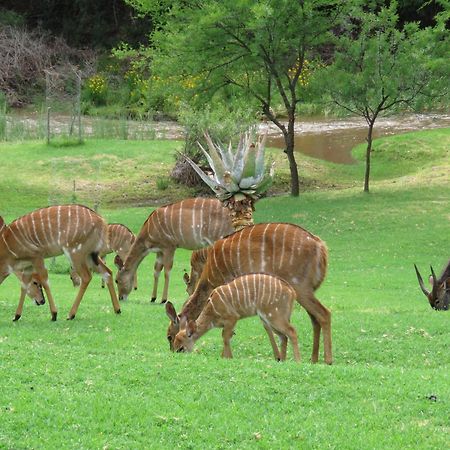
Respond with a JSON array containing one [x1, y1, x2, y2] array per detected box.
[[172, 320, 197, 353], [116, 266, 133, 300], [414, 262, 450, 311], [27, 277, 46, 306]]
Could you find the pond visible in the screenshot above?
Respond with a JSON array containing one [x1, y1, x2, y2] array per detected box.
[[262, 113, 450, 164]]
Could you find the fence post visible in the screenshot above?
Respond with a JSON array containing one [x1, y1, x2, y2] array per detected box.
[[47, 107, 51, 145]]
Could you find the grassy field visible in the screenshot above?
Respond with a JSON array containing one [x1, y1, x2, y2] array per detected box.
[[0, 129, 449, 449]]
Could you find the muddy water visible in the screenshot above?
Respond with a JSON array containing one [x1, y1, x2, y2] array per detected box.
[[262, 113, 450, 164]]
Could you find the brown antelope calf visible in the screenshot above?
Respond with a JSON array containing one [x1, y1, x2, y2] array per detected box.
[[71, 223, 137, 290], [0, 205, 121, 321], [183, 247, 209, 295], [415, 260, 450, 310], [166, 222, 332, 364], [116, 198, 233, 303], [169, 273, 300, 361]]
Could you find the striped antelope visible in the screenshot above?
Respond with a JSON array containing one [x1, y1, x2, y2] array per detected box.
[[71, 223, 137, 290], [169, 273, 300, 361], [165, 222, 332, 364], [0, 205, 121, 321], [183, 247, 209, 295], [116, 198, 234, 303], [414, 260, 450, 310]]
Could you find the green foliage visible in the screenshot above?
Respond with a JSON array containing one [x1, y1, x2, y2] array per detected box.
[[132, 0, 343, 120], [317, 2, 449, 118]]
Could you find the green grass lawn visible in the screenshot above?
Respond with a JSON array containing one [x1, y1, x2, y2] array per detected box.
[[0, 129, 449, 449]]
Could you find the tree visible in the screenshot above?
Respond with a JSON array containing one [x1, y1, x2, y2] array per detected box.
[[127, 0, 345, 197], [318, 2, 449, 192]]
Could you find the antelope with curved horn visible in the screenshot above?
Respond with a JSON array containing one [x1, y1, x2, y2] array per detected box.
[[170, 273, 300, 361], [414, 260, 450, 310], [165, 222, 332, 364], [0, 205, 121, 321], [116, 198, 234, 303]]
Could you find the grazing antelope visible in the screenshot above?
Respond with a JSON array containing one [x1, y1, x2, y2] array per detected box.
[[169, 273, 300, 361], [0, 205, 121, 321], [70, 223, 137, 290], [414, 260, 450, 310], [183, 247, 209, 295], [166, 223, 332, 364], [116, 198, 234, 303]]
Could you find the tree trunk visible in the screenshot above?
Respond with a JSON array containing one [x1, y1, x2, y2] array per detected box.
[[364, 123, 374, 193], [285, 113, 300, 197], [223, 195, 255, 231]]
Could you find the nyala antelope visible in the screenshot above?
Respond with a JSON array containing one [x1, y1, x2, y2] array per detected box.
[[0, 205, 121, 321], [70, 223, 137, 290], [169, 273, 300, 361], [414, 260, 450, 311], [116, 198, 233, 303], [166, 222, 332, 364]]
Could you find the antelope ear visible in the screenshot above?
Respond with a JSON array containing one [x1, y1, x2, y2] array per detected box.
[[165, 301, 179, 324], [186, 320, 197, 337]]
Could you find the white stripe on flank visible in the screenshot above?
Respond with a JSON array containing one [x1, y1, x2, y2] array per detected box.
[[2, 234, 18, 258], [191, 199, 198, 244], [260, 224, 270, 271], [17, 218, 35, 249], [198, 199, 205, 245], [7, 225, 23, 250], [272, 224, 281, 273], [46, 208, 53, 247], [236, 228, 243, 276], [279, 225, 288, 270], [31, 216, 42, 247], [39, 209, 49, 248], [74, 205, 80, 242]]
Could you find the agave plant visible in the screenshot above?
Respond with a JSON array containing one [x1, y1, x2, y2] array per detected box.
[[184, 130, 274, 230]]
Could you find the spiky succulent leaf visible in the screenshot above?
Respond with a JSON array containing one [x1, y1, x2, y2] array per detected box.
[[255, 134, 268, 175], [183, 154, 222, 194], [198, 141, 226, 182], [231, 133, 248, 179]]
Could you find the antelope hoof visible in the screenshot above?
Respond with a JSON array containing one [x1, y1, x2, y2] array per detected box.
[[150, 297, 157, 303], [13, 314, 21, 322], [134, 287, 138, 290], [160, 300, 167, 304], [115, 309, 122, 315], [51, 312, 57, 321], [67, 315, 75, 320]]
